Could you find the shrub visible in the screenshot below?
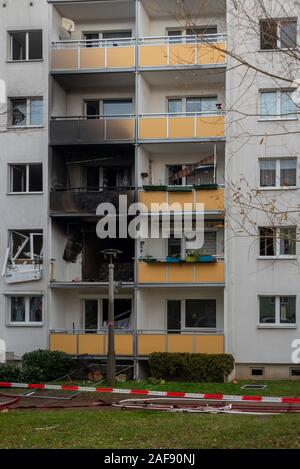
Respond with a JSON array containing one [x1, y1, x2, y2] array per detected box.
[[148, 353, 234, 382], [0, 363, 21, 382], [21, 350, 74, 382]]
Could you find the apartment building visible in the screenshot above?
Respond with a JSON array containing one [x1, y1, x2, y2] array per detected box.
[[0, 0, 299, 379]]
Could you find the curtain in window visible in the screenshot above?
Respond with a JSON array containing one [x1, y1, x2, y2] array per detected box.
[[280, 159, 296, 186], [279, 227, 296, 255], [30, 99, 43, 125], [260, 159, 276, 186], [168, 99, 182, 113], [281, 91, 297, 118]]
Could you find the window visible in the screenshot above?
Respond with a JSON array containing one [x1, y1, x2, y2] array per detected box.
[[168, 237, 182, 257], [167, 96, 218, 114], [9, 30, 43, 61], [259, 296, 296, 325], [260, 90, 298, 119], [84, 30, 132, 47], [10, 98, 43, 127], [260, 158, 296, 188], [260, 18, 297, 50], [251, 368, 264, 376], [84, 298, 132, 331], [8, 295, 43, 324], [103, 99, 132, 116], [186, 26, 218, 42], [86, 100, 99, 119], [9, 163, 43, 193], [167, 30, 182, 43], [185, 299, 216, 328], [167, 300, 181, 332], [9, 230, 43, 262], [259, 227, 296, 257]]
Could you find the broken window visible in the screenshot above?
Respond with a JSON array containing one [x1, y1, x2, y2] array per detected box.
[[9, 163, 43, 193], [2, 230, 43, 284], [10, 98, 43, 127], [9, 295, 43, 324], [63, 225, 83, 263], [10, 31, 43, 61]]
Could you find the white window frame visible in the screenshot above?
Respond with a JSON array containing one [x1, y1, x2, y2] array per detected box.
[[259, 157, 297, 189], [166, 96, 219, 114], [258, 295, 297, 328], [6, 294, 44, 326], [259, 89, 298, 121], [258, 226, 297, 259], [84, 98, 133, 117], [8, 163, 43, 194], [9, 97, 43, 128], [9, 230, 43, 262], [9, 30, 43, 62]]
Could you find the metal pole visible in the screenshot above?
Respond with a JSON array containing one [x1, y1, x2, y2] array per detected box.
[[107, 255, 116, 386]]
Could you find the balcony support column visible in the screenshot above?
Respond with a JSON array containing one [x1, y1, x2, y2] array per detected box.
[[107, 260, 116, 386]]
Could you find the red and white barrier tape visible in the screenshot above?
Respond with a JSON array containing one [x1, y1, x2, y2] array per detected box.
[[0, 381, 300, 404]]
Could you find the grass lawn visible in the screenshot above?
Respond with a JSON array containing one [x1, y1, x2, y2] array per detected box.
[[0, 409, 299, 449]]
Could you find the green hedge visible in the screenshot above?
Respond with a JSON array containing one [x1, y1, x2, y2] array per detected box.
[[0, 350, 74, 383], [149, 353, 234, 382]]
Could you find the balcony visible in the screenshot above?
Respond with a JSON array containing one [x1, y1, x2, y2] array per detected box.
[[51, 38, 136, 72], [139, 35, 226, 69], [50, 116, 135, 144], [50, 188, 135, 215], [138, 260, 225, 285], [139, 186, 224, 212], [138, 113, 225, 141], [49, 330, 224, 356]]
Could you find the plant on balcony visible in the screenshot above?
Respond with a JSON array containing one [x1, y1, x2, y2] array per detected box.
[[143, 185, 167, 192], [142, 255, 157, 263], [166, 255, 181, 263], [193, 183, 219, 190], [167, 185, 193, 192], [185, 249, 201, 263]]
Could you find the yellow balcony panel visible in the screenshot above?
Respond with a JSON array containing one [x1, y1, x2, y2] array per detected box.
[[139, 191, 167, 210], [78, 334, 104, 355], [169, 44, 195, 66], [168, 191, 194, 208], [139, 117, 167, 140], [138, 262, 167, 283], [196, 188, 224, 211], [106, 119, 134, 140], [168, 117, 195, 139], [115, 335, 134, 355], [195, 335, 224, 354], [196, 116, 225, 138], [195, 262, 224, 284], [139, 45, 167, 67], [167, 335, 194, 353], [107, 46, 135, 68], [197, 43, 226, 65], [80, 48, 105, 69], [49, 334, 77, 354], [168, 264, 194, 283], [138, 334, 166, 355], [51, 49, 78, 70]]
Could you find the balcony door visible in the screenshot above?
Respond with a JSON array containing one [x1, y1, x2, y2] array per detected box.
[[167, 300, 181, 332]]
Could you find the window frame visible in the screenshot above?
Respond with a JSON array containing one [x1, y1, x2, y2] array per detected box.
[[259, 89, 298, 121], [259, 157, 297, 189], [165, 298, 218, 331], [258, 295, 296, 327], [258, 226, 297, 258], [82, 296, 132, 332], [166, 95, 219, 115], [8, 163, 43, 194], [9, 97, 43, 128], [259, 18, 297, 51], [8, 30, 43, 62], [6, 294, 44, 327], [84, 98, 133, 117]]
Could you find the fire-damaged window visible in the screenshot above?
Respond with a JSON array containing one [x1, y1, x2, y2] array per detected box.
[[2, 230, 43, 284], [84, 298, 132, 332]]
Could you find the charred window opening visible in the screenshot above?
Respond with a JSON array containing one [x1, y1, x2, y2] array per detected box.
[[63, 224, 83, 263]]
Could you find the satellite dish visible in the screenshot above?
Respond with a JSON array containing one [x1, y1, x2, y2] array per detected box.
[[62, 18, 75, 33]]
